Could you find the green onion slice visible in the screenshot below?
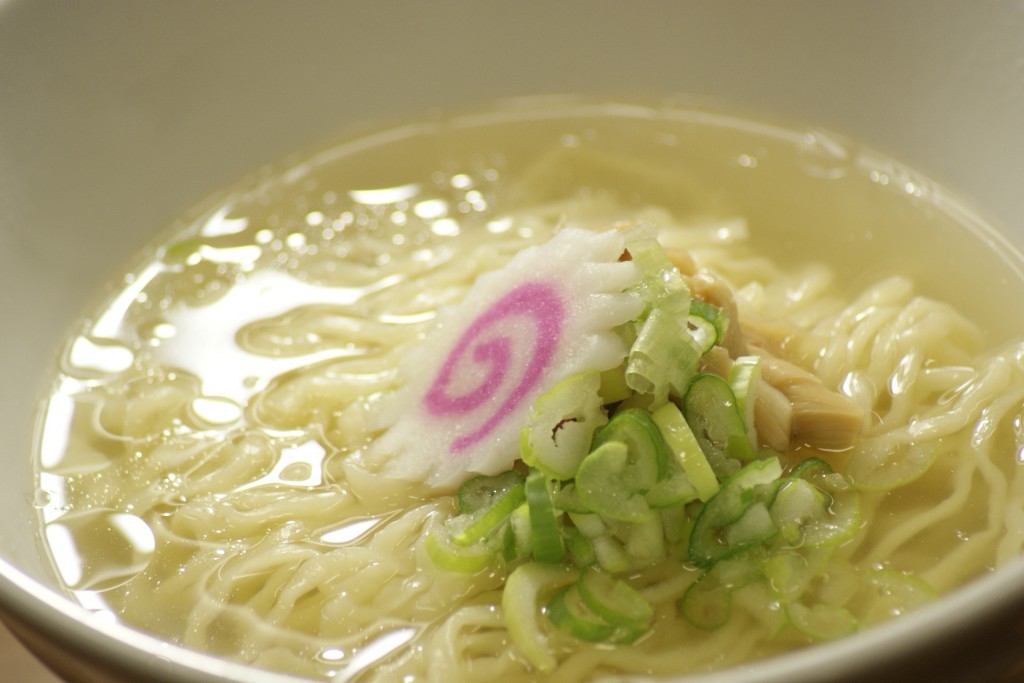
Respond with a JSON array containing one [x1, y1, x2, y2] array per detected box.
[[425, 520, 495, 573], [651, 401, 719, 502], [503, 562, 578, 672], [575, 441, 656, 523], [684, 373, 756, 472], [546, 583, 617, 642], [452, 471, 526, 547], [525, 470, 566, 563], [577, 567, 654, 630], [727, 355, 761, 450], [688, 457, 782, 567], [520, 371, 608, 480]]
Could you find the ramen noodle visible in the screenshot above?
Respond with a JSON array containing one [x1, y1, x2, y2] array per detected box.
[[34, 102, 1024, 682]]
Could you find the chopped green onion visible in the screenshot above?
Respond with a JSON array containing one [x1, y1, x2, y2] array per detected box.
[[680, 549, 765, 630], [771, 470, 861, 549], [764, 551, 812, 602], [453, 473, 526, 546], [565, 529, 597, 567], [578, 567, 654, 630], [688, 299, 728, 343], [688, 457, 782, 567], [685, 314, 718, 353], [626, 236, 691, 317], [592, 534, 632, 574], [661, 503, 692, 546], [624, 513, 666, 565], [680, 570, 732, 631], [644, 459, 699, 508], [502, 502, 532, 562], [599, 365, 633, 404], [453, 495, 524, 546], [503, 562, 577, 672], [684, 373, 755, 473], [713, 548, 770, 588], [550, 481, 591, 514], [771, 478, 829, 547], [802, 489, 860, 548], [594, 408, 671, 478], [546, 584, 617, 642], [575, 441, 656, 523], [458, 470, 525, 514], [567, 511, 608, 539], [621, 233, 698, 407], [722, 501, 777, 549], [789, 457, 833, 480], [651, 401, 719, 502], [525, 471, 566, 563], [520, 371, 608, 480], [625, 308, 701, 408], [728, 355, 761, 450], [425, 520, 495, 573]]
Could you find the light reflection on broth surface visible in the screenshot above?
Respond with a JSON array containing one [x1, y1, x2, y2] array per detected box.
[[33, 101, 1024, 681]]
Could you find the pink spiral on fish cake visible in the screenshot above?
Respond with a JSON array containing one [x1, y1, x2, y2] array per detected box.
[[424, 281, 564, 454]]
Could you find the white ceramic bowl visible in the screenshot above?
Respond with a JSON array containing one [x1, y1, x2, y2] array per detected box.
[[3, 2, 1024, 682]]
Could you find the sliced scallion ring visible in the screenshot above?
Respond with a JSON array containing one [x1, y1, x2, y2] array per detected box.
[[577, 567, 654, 630], [651, 401, 719, 502], [576, 441, 656, 523], [525, 470, 566, 563]]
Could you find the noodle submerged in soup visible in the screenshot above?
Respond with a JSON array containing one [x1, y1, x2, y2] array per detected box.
[[34, 102, 1024, 681]]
